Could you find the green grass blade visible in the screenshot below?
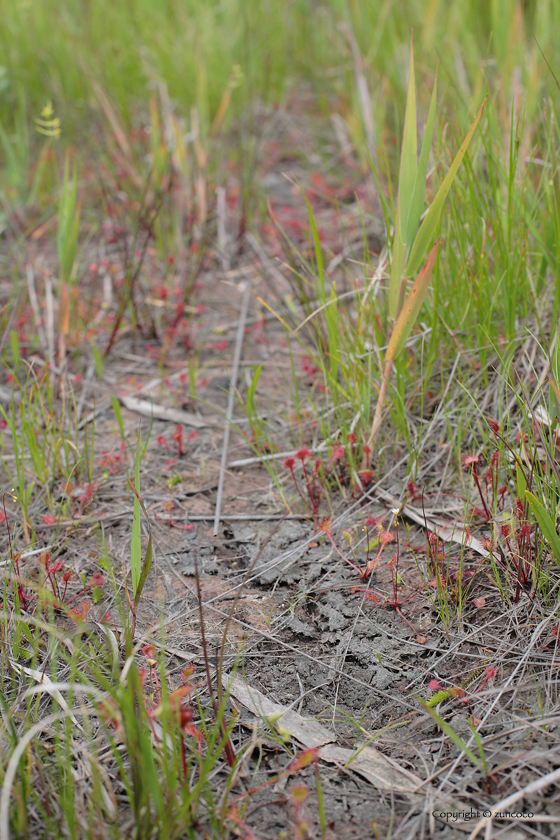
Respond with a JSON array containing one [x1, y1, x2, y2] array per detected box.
[[112, 396, 125, 440], [467, 719, 488, 777], [386, 240, 439, 361], [303, 189, 325, 300], [246, 364, 262, 420], [417, 698, 483, 770], [525, 490, 560, 566], [405, 97, 486, 277], [398, 35, 417, 247], [134, 533, 152, 611], [516, 461, 527, 500], [389, 36, 417, 320], [91, 342, 104, 379], [406, 66, 438, 248], [130, 435, 142, 594], [389, 202, 406, 319], [128, 477, 153, 609]]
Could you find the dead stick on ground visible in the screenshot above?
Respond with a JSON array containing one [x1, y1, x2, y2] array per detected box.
[[213, 283, 251, 536], [0, 291, 21, 359], [44, 274, 55, 363], [365, 356, 392, 456], [26, 266, 47, 356]]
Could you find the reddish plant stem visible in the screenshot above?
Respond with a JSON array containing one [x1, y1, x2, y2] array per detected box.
[[471, 463, 492, 521]]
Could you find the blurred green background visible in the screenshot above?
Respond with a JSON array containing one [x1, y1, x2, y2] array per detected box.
[[0, 0, 556, 142]]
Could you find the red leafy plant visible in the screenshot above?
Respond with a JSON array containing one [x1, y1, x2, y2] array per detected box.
[[2, 494, 105, 614], [226, 748, 318, 839], [427, 664, 497, 705], [155, 499, 195, 531], [319, 515, 394, 580], [350, 519, 428, 643], [283, 437, 369, 526], [423, 529, 481, 606], [481, 500, 535, 604], [98, 441, 126, 475], [97, 657, 204, 782], [461, 433, 538, 603], [156, 424, 198, 458], [462, 451, 507, 521], [284, 448, 325, 527]]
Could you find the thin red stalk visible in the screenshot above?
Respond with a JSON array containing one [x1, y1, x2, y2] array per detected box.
[[324, 530, 365, 578], [471, 465, 491, 521], [287, 466, 313, 514], [395, 606, 421, 637]]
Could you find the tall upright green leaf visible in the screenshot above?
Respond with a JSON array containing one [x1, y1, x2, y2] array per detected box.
[[525, 490, 560, 567], [398, 36, 417, 247], [406, 67, 438, 248], [389, 37, 417, 320], [405, 98, 486, 277]]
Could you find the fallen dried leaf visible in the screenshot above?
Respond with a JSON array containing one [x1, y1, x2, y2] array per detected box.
[[119, 395, 205, 428]]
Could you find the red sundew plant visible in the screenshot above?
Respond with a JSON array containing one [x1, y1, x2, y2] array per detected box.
[[320, 518, 366, 578], [319, 517, 395, 580], [62, 571, 105, 609], [140, 658, 204, 778], [2, 491, 31, 611], [301, 356, 320, 384], [407, 481, 422, 500], [330, 443, 345, 463], [140, 644, 161, 696], [351, 520, 428, 643], [463, 454, 491, 521], [5, 543, 107, 617], [77, 482, 97, 515], [283, 438, 374, 523], [462, 450, 508, 521], [424, 530, 471, 602], [426, 664, 497, 708], [69, 600, 92, 624], [454, 426, 551, 605], [420, 526, 488, 622], [475, 665, 497, 694], [155, 500, 195, 531], [226, 748, 318, 837], [284, 448, 326, 527], [157, 427, 197, 458], [290, 784, 310, 840], [225, 808, 260, 840], [98, 441, 126, 475], [481, 506, 534, 604], [63, 481, 98, 517], [172, 425, 197, 456]]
